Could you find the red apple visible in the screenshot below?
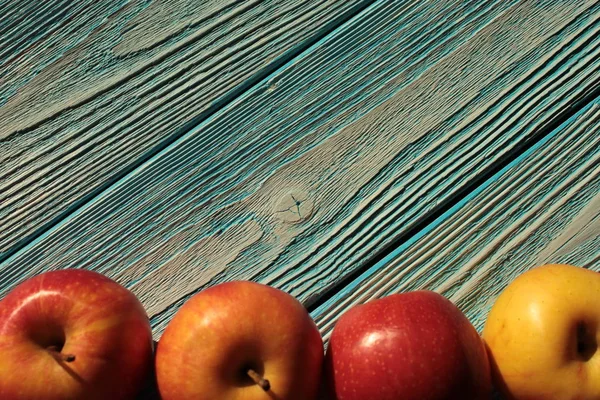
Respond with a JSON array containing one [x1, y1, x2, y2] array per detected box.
[[323, 290, 491, 400], [0, 269, 154, 400], [155, 281, 324, 400]]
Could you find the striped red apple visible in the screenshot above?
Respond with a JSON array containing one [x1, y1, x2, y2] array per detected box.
[[0, 269, 153, 400]]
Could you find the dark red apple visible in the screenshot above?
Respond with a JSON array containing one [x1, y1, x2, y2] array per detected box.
[[323, 290, 491, 400], [0, 269, 154, 400]]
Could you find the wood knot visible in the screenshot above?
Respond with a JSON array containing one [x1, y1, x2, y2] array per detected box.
[[275, 190, 314, 224]]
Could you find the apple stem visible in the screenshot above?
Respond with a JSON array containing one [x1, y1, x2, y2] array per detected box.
[[247, 369, 270, 391], [47, 346, 76, 363]]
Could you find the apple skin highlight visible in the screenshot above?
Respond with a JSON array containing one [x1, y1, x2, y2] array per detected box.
[[0, 269, 154, 400]]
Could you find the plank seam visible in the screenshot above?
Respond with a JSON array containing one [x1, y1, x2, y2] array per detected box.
[[312, 100, 600, 337], [307, 86, 600, 313]]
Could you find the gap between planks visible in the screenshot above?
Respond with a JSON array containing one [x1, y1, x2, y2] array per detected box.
[[307, 80, 600, 314], [312, 98, 600, 341]]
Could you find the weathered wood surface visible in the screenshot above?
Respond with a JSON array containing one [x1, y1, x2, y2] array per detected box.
[[2, 0, 600, 339], [0, 0, 372, 259], [312, 100, 600, 341]]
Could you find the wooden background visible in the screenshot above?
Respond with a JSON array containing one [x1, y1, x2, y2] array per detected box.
[[2, 0, 600, 387]]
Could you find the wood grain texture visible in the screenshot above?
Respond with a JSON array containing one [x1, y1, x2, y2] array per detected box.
[[0, 0, 125, 70], [312, 99, 600, 341], [2, 0, 600, 338], [0, 0, 371, 259]]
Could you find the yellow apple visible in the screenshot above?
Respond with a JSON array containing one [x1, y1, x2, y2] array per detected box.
[[483, 264, 600, 400]]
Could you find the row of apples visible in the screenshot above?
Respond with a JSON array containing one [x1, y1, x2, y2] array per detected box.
[[0, 263, 596, 399]]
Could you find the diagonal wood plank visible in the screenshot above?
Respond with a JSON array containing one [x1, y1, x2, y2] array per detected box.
[[312, 99, 600, 341], [0, 0, 372, 259], [2, 0, 600, 338]]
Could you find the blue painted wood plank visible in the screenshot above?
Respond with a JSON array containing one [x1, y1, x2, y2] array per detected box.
[[0, 0, 372, 259], [312, 98, 600, 340], [2, 0, 600, 339]]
